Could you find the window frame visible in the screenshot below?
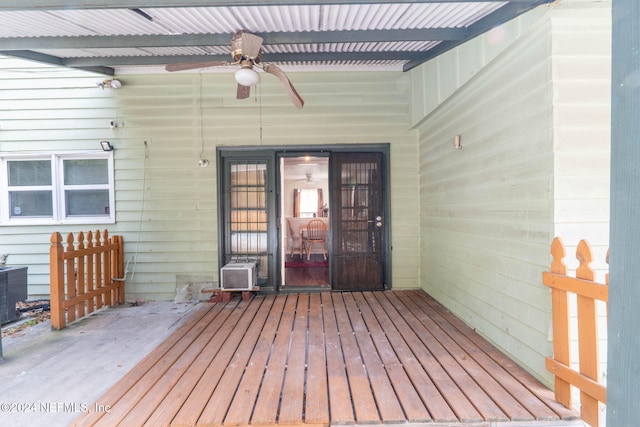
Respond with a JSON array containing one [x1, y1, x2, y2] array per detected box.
[[0, 151, 115, 226]]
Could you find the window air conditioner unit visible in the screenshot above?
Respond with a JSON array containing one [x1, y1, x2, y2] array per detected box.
[[220, 262, 257, 291]]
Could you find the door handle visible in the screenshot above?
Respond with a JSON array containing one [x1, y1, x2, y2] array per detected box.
[[367, 216, 383, 227]]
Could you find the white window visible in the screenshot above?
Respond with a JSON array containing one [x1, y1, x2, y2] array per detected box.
[[0, 153, 115, 225], [298, 188, 318, 218]]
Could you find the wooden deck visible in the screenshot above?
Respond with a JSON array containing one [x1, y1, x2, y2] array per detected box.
[[71, 290, 581, 427]]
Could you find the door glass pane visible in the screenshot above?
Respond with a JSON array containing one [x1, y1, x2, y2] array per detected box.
[[65, 189, 110, 216], [9, 191, 53, 217], [227, 162, 269, 280], [64, 159, 108, 185], [8, 160, 51, 186], [339, 161, 378, 253]]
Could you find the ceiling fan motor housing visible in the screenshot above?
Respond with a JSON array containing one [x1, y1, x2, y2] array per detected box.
[[232, 31, 262, 63]]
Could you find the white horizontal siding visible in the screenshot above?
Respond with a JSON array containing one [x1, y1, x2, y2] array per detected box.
[[0, 62, 419, 300], [551, 5, 611, 260], [550, 5, 611, 422]]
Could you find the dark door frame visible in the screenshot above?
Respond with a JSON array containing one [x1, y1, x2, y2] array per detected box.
[[217, 143, 391, 293]]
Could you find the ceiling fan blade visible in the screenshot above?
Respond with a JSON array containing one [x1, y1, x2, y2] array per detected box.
[[262, 63, 305, 109], [240, 32, 263, 59], [165, 61, 228, 72], [237, 84, 251, 99]]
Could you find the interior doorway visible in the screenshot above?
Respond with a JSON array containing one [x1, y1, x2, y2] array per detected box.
[[280, 155, 330, 289]]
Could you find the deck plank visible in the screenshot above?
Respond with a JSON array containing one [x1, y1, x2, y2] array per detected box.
[[250, 295, 298, 426], [221, 295, 288, 427], [118, 300, 244, 426], [138, 300, 246, 427], [354, 292, 431, 423], [408, 290, 561, 421], [278, 294, 309, 425], [170, 297, 266, 427], [332, 293, 380, 424], [374, 292, 484, 423], [386, 292, 509, 421], [73, 290, 581, 427], [197, 295, 278, 427], [321, 293, 355, 424], [343, 293, 406, 423], [396, 291, 535, 421], [414, 291, 580, 421], [304, 293, 330, 425], [364, 292, 458, 423]]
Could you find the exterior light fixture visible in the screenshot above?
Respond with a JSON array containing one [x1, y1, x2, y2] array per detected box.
[[98, 79, 122, 89], [453, 135, 462, 150], [100, 141, 114, 151], [234, 66, 260, 87]]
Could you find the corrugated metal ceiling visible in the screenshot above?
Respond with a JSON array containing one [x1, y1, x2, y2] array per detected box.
[[0, 1, 554, 75]]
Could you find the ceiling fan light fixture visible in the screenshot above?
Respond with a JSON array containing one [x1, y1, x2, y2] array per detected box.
[[235, 67, 260, 87]]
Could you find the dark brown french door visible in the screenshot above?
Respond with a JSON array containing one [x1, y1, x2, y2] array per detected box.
[[330, 152, 386, 291]]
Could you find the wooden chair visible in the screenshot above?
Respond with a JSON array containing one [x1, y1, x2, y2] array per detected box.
[[304, 219, 327, 260], [287, 219, 305, 258]]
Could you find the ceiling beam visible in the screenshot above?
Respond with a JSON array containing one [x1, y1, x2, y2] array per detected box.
[[0, 49, 115, 74], [0, 0, 547, 12], [403, 0, 554, 71], [0, 28, 466, 50], [0, 49, 64, 66], [62, 51, 426, 67]]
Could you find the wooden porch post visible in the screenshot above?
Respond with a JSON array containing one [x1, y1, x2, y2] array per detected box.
[[608, 0, 640, 424]]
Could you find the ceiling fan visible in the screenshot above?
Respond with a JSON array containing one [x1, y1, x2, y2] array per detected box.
[[295, 173, 316, 184], [165, 31, 304, 109]]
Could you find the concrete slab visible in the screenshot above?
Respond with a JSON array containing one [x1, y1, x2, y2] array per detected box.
[[0, 301, 200, 427]]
